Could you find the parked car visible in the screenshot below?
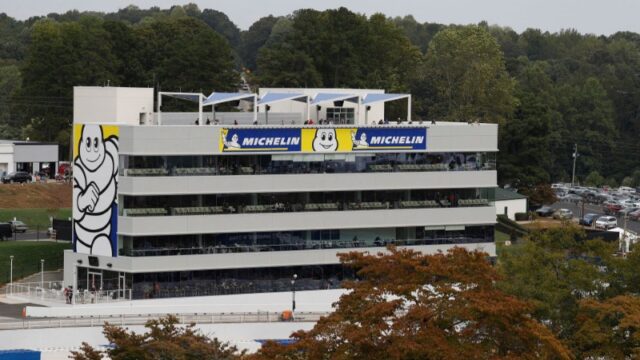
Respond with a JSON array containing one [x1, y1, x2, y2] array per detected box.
[[563, 194, 583, 203], [0, 223, 11, 240], [629, 209, 640, 221], [1, 171, 32, 184], [603, 202, 624, 215], [595, 216, 617, 230], [9, 220, 28, 233], [553, 208, 573, 220], [580, 213, 600, 226], [535, 206, 555, 217], [618, 207, 640, 217]]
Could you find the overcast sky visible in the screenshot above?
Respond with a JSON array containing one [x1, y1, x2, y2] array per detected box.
[[3, 0, 639, 35]]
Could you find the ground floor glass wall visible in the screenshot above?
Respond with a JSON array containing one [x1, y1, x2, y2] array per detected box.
[[131, 264, 355, 299]]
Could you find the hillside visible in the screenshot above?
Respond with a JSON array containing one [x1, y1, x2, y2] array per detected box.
[[0, 183, 72, 209]]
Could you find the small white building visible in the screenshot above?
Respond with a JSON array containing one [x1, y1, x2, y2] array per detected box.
[[0, 140, 59, 177], [493, 188, 528, 220]]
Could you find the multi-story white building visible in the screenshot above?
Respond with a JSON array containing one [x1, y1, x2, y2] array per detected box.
[[64, 86, 498, 300]]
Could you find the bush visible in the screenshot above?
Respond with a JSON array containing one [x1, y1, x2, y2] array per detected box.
[[515, 212, 529, 221]]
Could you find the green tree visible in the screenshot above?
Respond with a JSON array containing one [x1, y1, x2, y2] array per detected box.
[[422, 25, 516, 123], [18, 16, 119, 158], [632, 170, 640, 187], [134, 17, 238, 92], [255, 8, 420, 92], [498, 60, 559, 188], [240, 15, 280, 70], [0, 63, 22, 140], [497, 224, 640, 357], [584, 170, 605, 187], [70, 315, 244, 359]]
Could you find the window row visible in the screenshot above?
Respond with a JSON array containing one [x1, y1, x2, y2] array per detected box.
[[121, 188, 495, 217], [119, 225, 495, 257], [130, 264, 355, 299], [120, 152, 496, 177]]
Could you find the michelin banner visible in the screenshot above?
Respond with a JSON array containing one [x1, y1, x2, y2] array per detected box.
[[221, 127, 426, 152]]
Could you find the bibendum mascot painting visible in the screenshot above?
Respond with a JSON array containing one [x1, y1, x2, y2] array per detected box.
[[73, 124, 119, 257]]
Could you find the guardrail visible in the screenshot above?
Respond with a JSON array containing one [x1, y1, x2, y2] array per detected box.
[[0, 311, 328, 330], [6, 281, 132, 304]]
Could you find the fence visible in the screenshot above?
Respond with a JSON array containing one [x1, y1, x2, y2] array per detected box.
[[2, 253, 65, 286], [0, 311, 328, 330], [6, 281, 132, 305]]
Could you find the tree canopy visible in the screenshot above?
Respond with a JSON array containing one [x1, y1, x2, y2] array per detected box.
[[0, 4, 639, 182], [70, 315, 244, 360], [251, 247, 571, 360]]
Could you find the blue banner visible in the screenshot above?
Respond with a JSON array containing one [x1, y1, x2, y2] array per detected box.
[[220, 128, 301, 152], [350, 128, 426, 151]]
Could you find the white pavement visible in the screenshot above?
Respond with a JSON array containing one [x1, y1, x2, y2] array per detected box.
[[0, 289, 346, 359], [23, 289, 345, 318]]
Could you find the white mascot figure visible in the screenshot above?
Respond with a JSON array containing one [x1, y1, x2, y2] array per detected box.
[[73, 125, 119, 256], [312, 129, 338, 152]]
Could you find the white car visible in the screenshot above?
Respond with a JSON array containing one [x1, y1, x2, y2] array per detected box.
[[595, 216, 617, 230]]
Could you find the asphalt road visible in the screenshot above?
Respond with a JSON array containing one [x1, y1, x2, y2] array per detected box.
[[551, 201, 640, 233]]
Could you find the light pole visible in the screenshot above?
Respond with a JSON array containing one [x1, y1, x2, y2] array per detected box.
[[40, 259, 44, 288], [9, 255, 13, 294], [291, 274, 297, 312], [571, 143, 578, 187]]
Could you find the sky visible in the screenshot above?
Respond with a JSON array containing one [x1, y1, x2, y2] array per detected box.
[[2, 0, 639, 35]]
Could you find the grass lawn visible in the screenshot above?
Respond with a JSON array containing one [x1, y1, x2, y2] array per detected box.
[[495, 229, 519, 257], [0, 208, 71, 229], [0, 241, 70, 286]]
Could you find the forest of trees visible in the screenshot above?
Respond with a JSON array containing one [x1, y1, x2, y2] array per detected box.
[[1, 4, 639, 191]]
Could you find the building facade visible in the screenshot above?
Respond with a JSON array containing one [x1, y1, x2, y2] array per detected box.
[[0, 140, 59, 177], [64, 87, 498, 300]]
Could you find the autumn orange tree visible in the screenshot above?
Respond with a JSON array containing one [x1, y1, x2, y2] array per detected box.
[[573, 295, 640, 358], [70, 315, 244, 360], [251, 247, 571, 360]]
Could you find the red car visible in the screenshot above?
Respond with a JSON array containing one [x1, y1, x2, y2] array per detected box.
[[603, 203, 623, 215]]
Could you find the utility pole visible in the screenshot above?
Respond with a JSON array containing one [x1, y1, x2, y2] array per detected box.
[[571, 143, 578, 187], [622, 213, 629, 256]]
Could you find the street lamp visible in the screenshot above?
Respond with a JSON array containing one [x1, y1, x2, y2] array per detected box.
[[291, 274, 298, 312], [9, 255, 14, 294], [40, 259, 44, 288]]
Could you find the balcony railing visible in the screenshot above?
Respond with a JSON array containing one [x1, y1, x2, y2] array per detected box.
[[122, 162, 495, 178], [120, 236, 493, 257], [122, 198, 490, 217]]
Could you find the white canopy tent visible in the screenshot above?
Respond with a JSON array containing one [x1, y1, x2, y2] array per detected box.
[[157, 92, 204, 125], [203, 92, 257, 125], [361, 93, 412, 124], [157, 91, 257, 126], [258, 92, 309, 124]]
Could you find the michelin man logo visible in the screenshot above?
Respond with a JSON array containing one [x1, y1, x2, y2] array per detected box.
[[312, 129, 338, 152], [351, 130, 369, 149], [73, 124, 118, 257], [222, 129, 241, 149]]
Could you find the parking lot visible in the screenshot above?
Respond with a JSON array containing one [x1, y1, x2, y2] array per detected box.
[[550, 201, 640, 234]]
